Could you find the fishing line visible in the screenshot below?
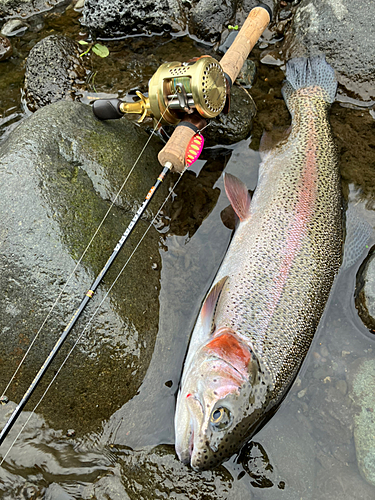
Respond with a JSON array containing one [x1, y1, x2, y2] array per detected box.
[[0, 168, 184, 466], [1, 105, 170, 400]]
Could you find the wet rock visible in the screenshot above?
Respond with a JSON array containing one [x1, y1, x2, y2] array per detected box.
[[24, 34, 89, 111], [0, 33, 11, 60], [347, 358, 375, 486], [204, 85, 257, 146], [355, 247, 375, 332], [236, 59, 257, 87], [1, 18, 28, 37], [188, 0, 236, 42], [0, 100, 170, 434], [282, 0, 375, 101], [0, 0, 65, 20], [82, 0, 184, 38], [84, 445, 253, 499], [162, 84, 256, 148], [82, 0, 276, 42]]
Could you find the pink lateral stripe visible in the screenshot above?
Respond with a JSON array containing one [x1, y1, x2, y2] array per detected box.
[[259, 114, 318, 345]]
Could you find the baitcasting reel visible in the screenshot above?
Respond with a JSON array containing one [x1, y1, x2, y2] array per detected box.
[[93, 55, 228, 126], [93, 4, 272, 173]]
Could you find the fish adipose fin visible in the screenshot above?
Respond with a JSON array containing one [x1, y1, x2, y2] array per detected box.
[[282, 56, 337, 114], [223, 173, 251, 222], [201, 276, 228, 335]]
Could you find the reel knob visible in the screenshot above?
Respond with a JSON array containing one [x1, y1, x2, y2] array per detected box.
[[92, 98, 124, 120]]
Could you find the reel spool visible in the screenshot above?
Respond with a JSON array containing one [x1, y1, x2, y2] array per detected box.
[[148, 56, 227, 125]]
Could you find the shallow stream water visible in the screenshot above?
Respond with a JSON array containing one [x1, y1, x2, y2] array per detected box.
[[1, 4, 375, 499]]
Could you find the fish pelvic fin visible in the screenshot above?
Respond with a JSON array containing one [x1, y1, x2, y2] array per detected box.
[[201, 276, 228, 335], [223, 173, 251, 222], [282, 56, 337, 114]]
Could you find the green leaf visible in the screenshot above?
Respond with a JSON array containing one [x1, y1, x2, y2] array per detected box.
[[92, 43, 109, 58], [78, 40, 89, 45]]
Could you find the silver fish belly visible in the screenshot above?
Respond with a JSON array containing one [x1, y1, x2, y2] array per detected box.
[[175, 56, 342, 470]]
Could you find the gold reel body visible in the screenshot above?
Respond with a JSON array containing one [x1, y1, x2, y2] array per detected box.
[[148, 56, 227, 125]]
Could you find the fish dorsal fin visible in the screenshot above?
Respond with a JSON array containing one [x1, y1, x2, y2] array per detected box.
[[223, 173, 251, 222], [201, 276, 228, 335]]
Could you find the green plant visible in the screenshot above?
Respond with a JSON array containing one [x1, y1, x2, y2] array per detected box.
[[228, 24, 239, 30], [78, 40, 109, 58]]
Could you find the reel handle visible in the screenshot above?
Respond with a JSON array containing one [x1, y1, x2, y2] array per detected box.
[[220, 4, 271, 85], [158, 113, 206, 173], [92, 98, 124, 120]]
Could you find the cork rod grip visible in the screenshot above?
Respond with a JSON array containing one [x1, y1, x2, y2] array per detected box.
[[158, 114, 206, 173], [220, 6, 270, 84]]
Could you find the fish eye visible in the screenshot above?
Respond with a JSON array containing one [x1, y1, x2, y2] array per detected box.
[[210, 407, 232, 430]]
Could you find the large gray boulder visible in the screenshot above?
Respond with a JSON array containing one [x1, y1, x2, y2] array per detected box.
[[0, 100, 170, 435], [82, 0, 276, 42], [282, 0, 375, 101]]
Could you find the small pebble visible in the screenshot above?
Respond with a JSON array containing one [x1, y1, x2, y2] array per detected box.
[[74, 0, 85, 10], [320, 345, 329, 358], [297, 388, 307, 398], [0, 35, 12, 61], [151, 262, 158, 270], [1, 19, 28, 37], [336, 379, 348, 396]]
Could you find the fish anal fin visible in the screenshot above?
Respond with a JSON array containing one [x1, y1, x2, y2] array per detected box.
[[223, 173, 251, 222], [201, 276, 228, 335]]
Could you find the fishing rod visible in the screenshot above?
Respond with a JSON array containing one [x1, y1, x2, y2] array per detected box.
[[0, 3, 271, 447]]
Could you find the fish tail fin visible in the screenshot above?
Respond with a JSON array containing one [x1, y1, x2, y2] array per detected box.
[[282, 56, 337, 113]]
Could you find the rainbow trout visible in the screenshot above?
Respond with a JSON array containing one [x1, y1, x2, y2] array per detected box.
[[174, 56, 342, 470]]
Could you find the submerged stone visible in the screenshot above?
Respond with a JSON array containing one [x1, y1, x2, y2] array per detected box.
[[356, 247, 375, 332], [348, 358, 375, 487]]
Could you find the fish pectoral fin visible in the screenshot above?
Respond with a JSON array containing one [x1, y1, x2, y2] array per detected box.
[[201, 276, 228, 335], [223, 173, 251, 222]]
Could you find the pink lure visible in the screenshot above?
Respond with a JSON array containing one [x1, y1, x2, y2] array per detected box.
[[185, 134, 204, 167]]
